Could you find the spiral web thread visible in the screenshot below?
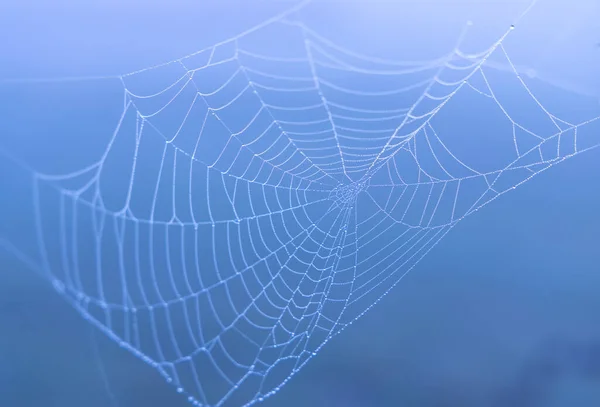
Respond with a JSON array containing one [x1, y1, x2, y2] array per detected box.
[[20, 3, 600, 407]]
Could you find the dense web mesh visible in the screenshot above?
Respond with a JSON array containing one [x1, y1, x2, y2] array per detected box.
[[10, 3, 600, 407]]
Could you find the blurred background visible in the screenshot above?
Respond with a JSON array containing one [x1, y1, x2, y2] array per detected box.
[[1, 1, 600, 406]]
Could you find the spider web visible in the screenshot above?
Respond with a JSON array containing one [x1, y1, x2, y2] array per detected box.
[[14, 2, 600, 407]]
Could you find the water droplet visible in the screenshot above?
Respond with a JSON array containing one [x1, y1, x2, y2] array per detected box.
[[176, 387, 183, 393], [52, 279, 65, 293]]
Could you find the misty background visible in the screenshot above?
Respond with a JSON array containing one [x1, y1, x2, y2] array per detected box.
[[1, 1, 600, 406]]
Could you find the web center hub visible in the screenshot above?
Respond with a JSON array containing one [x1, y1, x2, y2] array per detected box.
[[329, 180, 368, 207]]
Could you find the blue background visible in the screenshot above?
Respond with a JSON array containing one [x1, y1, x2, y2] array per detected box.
[[1, 1, 600, 406]]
